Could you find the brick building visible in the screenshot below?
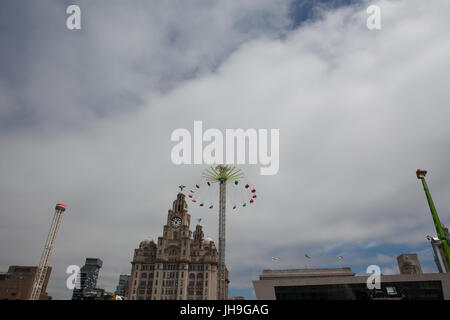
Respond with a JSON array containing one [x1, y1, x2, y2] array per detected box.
[[0, 266, 51, 300]]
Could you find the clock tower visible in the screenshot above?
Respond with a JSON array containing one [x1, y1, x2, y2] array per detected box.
[[128, 190, 227, 300], [167, 192, 190, 231], [158, 192, 193, 262]]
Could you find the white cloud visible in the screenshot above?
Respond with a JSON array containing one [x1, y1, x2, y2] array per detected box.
[[381, 266, 399, 275]]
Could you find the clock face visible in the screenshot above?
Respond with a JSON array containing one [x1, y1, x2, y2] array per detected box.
[[171, 217, 182, 228]]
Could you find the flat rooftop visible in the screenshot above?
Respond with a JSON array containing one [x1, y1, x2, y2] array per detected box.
[[254, 267, 450, 300], [260, 268, 355, 280]]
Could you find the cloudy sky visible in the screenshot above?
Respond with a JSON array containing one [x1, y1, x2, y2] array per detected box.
[[1, 0, 450, 299]]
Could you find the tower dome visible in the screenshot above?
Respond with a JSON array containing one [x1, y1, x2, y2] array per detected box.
[[140, 239, 153, 247], [203, 237, 214, 244]]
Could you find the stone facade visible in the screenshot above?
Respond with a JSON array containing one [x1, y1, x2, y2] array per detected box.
[[128, 192, 226, 300], [397, 254, 423, 275]]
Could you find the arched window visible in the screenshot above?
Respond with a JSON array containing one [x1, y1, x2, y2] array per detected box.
[[141, 273, 147, 278], [189, 273, 195, 279]]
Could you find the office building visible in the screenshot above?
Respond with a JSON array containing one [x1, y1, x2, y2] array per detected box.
[[128, 192, 227, 300], [72, 258, 104, 300], [397, 254, 423, 275], [253, 259, 450, 300], [0, 266, 52, 300], [114, 274, 130, 297]]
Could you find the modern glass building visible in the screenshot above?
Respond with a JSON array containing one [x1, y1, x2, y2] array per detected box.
[[253, 267, 450, 300], [114, 275, 130, 297], [72, 258, 103, 300], [274, 280, 444, 300]]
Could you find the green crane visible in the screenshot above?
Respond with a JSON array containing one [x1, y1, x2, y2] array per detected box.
[[416, 169, 450, 270]]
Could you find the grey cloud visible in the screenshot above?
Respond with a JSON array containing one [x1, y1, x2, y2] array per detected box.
[[0, 0, 291, 131]]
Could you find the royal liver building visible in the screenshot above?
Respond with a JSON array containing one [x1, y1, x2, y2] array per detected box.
[[128, 192, 228, 300]]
